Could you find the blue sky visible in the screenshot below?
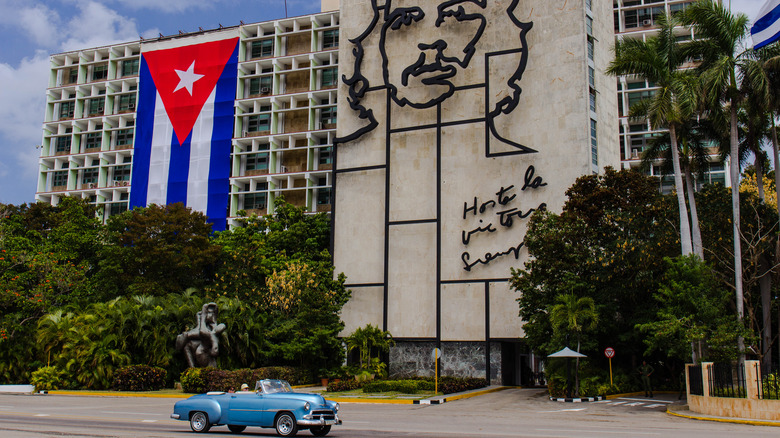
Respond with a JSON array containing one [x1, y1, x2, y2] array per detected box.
[[0, 0, 768, 205]]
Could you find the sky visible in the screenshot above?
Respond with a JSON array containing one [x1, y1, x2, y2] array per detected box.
[[0, 0, 769, 205]]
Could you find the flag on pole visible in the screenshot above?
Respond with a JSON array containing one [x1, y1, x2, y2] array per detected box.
[[130, 34, 239, 232], [752, 0, 780, 49]]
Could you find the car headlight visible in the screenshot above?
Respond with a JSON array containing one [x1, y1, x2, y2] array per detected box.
[[304, 402, 310, 411], [334, 402, 340, 412]]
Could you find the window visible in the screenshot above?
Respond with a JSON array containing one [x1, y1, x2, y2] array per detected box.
[[122, 59, 139, 77], [589, 90, 596, 112], [323, 29, 339, 49], [82, 168, 98, 184], [88, 97, 105, 115], [55, 136, 71, 153], [85, 132, 102, 149], [92, 64, 108, 81], [114, 165, 131, 181], [110, 201, 128, 216], [67, 68, 78, 84], [52, 170, 68, 187], [319, 146, 332, 165], [627, 90, 654, 108], [116, 129, 134, 146], [247, 114, 271, 133], [251, 39, 274, 58], [59, 101, 75, 119], [586, 16, 593, 36], [587, 37, 594, 62], [244, 192, 267, 210], [249, 76, 272, 96], [119, 94, 136, 112], [246, 152, 269, 171], [321, 106, 337, 126], [317, 178, 331, 205], [322, 67, 338, 88], [590, 119, 598, 167], [585, 0, 591, 11]]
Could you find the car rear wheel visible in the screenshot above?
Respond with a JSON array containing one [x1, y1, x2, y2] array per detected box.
[[190, 411, 211, 433], [310, 425, 331, 436], [275, 412, 298, 437], [228, 425, 246, 433]]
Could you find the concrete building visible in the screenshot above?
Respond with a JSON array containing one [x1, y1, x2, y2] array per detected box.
[[613, 0, 729, 189], [333, 0, 618, 385], [36, 10, 340, 227]]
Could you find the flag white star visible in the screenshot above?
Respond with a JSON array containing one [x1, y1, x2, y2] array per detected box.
[[174, 61, 204, 95]]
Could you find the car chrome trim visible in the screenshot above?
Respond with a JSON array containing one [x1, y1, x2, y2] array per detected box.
[[170, 413, 180, 419]]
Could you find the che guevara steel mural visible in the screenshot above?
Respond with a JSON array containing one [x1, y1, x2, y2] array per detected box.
[[334, 0, 550, 343]]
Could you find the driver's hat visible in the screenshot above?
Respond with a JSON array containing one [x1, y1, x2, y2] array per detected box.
[[240, 383, 249, 390]]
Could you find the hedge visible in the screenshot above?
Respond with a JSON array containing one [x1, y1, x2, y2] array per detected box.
[[180, 366, 311, 393], [112, 365, 167, 391], [362, 379, 435, 393], [325, 379, 363, 392]]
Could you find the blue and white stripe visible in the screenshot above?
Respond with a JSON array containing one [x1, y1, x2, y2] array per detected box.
[[752, 0, 780, 49]]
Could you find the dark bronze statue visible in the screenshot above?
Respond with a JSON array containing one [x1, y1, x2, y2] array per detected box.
[[176, 302, 226, 368]]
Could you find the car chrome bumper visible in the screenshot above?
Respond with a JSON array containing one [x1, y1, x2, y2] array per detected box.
[[170, 413, 180, 420], [298, 415, 341, 427]]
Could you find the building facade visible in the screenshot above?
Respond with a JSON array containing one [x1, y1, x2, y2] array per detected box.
[[333, 0, 618, 385], [613, 0, 730, 189], [36, 10, 340, 227]]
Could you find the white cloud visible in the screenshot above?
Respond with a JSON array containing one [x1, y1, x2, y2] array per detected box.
[[0, 51, 49, 185], [0, 1, 61, 48], [59, 1, 143, 51], [114, 0, 225, 14]]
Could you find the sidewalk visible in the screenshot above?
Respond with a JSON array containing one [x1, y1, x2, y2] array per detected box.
[[666, 404, 780, 427]]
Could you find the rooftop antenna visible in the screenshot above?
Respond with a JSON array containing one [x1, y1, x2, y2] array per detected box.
[[285, 0, 288, 18], [199, 27, 204, 32]]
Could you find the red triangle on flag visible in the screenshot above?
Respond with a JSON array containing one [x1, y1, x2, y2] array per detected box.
[[142, 38, 238, 146]]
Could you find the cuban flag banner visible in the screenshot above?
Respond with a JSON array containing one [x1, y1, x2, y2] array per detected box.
[[752, 0, 780, 49], [130, 33, 239, 232]]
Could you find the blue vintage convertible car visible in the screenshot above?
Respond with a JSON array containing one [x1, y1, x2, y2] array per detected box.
[[171, 379, 341, 436]]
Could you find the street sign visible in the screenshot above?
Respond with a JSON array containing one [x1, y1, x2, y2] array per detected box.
[[431, 348, 442, 395], [431, 348, 442, 360], [604, 347, 615, 386]]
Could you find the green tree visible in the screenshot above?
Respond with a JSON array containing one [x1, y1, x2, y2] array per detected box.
[[637, 256, 745, 363], [345, 324, 394, 371], [549, 294, 598, 396], [96, 203, 220, 297], [608, 12, 701, 257], [512, 168, 678, 368]]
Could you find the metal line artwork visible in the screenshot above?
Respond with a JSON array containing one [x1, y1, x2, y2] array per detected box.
[[335, 1, 548, 381]]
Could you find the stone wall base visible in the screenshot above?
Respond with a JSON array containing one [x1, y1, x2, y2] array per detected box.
[[389, 341, 503, 385]]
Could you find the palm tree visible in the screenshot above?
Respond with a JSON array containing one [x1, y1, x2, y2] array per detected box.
[[550, 294, 598, 397], [608, 12, 700, 257], [680, 0, 750, 352], [641, 121, 711, 258]]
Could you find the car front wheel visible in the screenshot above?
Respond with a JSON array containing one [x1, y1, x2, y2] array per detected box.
[[310, 425, 331, 436], [190, 411, 211, 433], [275, 412, 298, 437]]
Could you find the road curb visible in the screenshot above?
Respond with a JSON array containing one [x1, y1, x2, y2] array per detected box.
[[49, 391, 186, 398], [549, 395, 605, 402], [666, 407, 780, 427]]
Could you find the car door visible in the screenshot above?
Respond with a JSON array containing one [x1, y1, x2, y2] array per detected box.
[[226, 393, 266, 425]]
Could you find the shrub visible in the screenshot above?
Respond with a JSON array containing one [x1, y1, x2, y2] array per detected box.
[[112, 365, 167, 391], [362, 379, 435, 393], [326, 379, 363, 392], [31, 366, 65, 391], [404, 376, 487, 394], [180, 366, 310, 393]]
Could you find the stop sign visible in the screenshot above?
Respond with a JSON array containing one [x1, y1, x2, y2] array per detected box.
[[604, 347, 615, 358]]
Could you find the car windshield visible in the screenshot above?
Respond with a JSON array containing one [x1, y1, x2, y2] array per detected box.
[[256, 379, 293, 394]]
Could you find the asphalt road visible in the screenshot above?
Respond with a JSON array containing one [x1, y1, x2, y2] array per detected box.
[[0, 389, 777, 437]]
